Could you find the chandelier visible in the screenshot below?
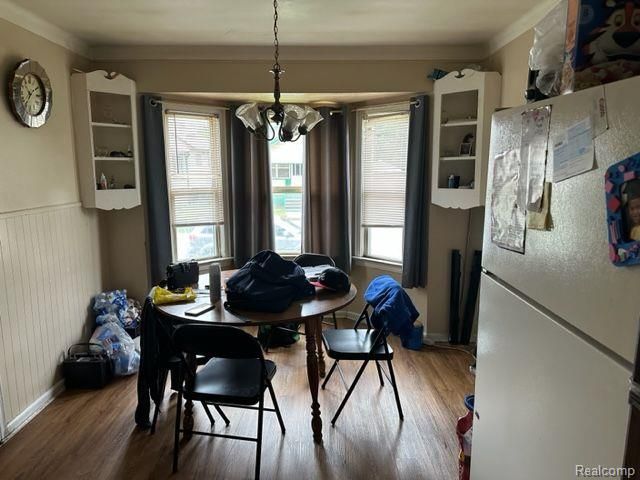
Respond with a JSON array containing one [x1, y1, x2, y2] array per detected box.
[[235, 0, 323, 142]]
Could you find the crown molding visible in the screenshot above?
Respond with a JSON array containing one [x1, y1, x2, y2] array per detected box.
[[0, 0, 554, 64], [484, 0, 560, 57], [92, 44, 486, 62], [0, 0, 91, 57]]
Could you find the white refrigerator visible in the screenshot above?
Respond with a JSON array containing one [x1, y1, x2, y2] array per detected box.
[[471, 76, 640, 480]]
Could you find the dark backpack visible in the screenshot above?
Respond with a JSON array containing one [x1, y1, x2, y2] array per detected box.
[[224, 250, 315, 313]]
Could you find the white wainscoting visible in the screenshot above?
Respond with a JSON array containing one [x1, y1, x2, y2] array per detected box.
[[0, 202, 103, 438]]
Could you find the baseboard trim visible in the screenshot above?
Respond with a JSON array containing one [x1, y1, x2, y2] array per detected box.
[[335, 310, 458, 346], [425, 332, 450, 343], [4, 380, 65, 441], [334, 310, 361, 322]]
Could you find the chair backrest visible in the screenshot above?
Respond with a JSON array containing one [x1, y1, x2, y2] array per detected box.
[[293, 253, 336, 268], [173, 324, 264, 360]]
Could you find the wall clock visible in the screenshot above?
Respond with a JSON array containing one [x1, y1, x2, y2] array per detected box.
[[8, 59, 53, 128]]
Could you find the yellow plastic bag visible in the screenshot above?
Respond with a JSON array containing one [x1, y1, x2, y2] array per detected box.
[[151, 286, 197, 305]]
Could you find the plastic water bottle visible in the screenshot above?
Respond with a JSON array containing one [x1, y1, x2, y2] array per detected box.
[[209, 264, 221, 303]]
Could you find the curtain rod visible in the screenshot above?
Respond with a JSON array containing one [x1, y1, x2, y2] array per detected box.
[[353, 99, 420, 113], [149, 98, 230, 111], [165, 109, 221, 118]]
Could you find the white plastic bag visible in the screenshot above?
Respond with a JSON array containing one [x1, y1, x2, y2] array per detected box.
[[529, 0, 568, 96], [90, 321, 140, 376]]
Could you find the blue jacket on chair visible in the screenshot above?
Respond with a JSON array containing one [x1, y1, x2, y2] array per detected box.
[[364, 275, 419, 341]]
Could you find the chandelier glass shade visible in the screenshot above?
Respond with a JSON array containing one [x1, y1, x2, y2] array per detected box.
[[235, 0, 322, 142]]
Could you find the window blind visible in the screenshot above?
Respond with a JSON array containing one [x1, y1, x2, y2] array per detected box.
[[360, 111, 410, 227], [165, 112, 225, 226]]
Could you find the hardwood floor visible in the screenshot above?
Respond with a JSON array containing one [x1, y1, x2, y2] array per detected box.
[[0, 328, 474, 480]]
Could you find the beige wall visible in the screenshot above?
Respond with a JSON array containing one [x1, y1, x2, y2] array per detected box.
[[484, 30, 534, 108], [0, 20, 90, 212], [97, 58, 475, 95], [0, 17, 105, 434]]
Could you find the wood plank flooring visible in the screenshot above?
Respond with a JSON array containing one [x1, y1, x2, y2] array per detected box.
[[0, 328, 474, 480]]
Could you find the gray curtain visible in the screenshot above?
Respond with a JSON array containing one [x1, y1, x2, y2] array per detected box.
[[402, 95, 429, 288], [228, 108, 275, 267], [141, 95, 172, 285], [303, 106, 351, 273]]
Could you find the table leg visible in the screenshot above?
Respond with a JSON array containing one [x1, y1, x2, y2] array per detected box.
[[183, 353, 195, 439], [305, 319, 323, 444], [315, 317, 326, 378]]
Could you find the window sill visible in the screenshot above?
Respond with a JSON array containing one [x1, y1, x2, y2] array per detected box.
[[352, 256, 403, 273], [198, 257, 235, 271]]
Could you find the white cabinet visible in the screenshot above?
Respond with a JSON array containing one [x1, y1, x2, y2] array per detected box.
[[71, 71, 141, 210], [431, 69, 501, 209]]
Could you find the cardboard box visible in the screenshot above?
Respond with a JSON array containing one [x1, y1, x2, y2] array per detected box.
[[561, 0, 640, 94]]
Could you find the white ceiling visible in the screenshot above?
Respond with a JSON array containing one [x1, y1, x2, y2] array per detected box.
[[9, 0, 544, 48]]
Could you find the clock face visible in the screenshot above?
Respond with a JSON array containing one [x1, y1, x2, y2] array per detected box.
[[20, 73, 44, 116], [9, 59, 53, 128]]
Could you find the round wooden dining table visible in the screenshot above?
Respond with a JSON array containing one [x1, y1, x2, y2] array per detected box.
[[156, 270, 357, 444]]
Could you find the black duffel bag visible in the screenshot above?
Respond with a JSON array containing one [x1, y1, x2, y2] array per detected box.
[[225, 250, 315, 313]]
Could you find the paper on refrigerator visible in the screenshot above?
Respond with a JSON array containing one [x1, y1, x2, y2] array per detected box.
[[491, 149, 526, 253], [552, 117, 595, 183], [519, 106, 551, 212]]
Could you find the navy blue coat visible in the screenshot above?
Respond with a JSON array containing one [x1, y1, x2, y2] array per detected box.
[[364, 275, 419, 341]]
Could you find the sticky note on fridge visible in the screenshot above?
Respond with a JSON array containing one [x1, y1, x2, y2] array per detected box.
[[552, 117, 595, 183]]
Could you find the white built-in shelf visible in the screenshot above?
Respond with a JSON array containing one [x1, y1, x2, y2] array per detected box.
[[94, 156, 134, 162], [71, 70, 141, 210], [441, 156, 476, 161], [441, 119, 477, 127], [432, 69, 501, 209], [91, 122, 132, 129]]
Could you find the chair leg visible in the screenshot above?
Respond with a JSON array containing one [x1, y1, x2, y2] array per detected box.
[[172, 391, 183, 473], [322, 360, 339, 390], [386, 358, 404, 421], [332, 312, 338, 329], [265, 327, 273, 354], [201, 402, 215, 428], [255, 393, 265, 480], [375, 361, 385, 387], [213, 404, 230, 426], [331, 359, 370, 426], [150, 368, 169, 435], [267, 380, 286, 434]]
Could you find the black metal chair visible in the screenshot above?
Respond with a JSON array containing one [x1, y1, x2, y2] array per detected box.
[[321, 304, 404, 425], [149, 354, 222, 434], [261, 253, 338, 353], [294, 253, 339, 329], [171, 324, 285, 480], [147, 308, 223, 435]]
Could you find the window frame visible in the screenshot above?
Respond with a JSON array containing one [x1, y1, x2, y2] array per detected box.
[[355, 103, 410, 265], [268, 135, 306, 256], [162, 102, 231, 264]]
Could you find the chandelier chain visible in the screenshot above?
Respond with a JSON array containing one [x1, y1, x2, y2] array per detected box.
[[272, 0, 280, 71]]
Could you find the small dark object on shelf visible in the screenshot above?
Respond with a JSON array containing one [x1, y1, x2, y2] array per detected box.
[[428, 68, 449, 80], [525, 69, 549, 103], [124, 184, 135, 189]]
